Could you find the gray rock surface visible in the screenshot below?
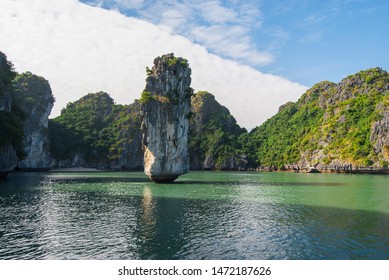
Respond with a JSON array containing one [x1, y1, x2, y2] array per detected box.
[[141, 54, 191, 182], [202, 155, 215, 170], [371, 109, 389, 162], [201, 154, 248, 171], [57, 152, 85, 168]]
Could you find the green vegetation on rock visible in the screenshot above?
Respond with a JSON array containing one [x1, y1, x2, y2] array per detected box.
[[139, 90, 154, 104], [3, 48, 388, 173], [0, 52, 16, 96], [166, 56, 188, 67], [49, 89, 247, 171], [49, 92, 143, 169], [0, 52, 24, 157], [244, 67, 389, 170], [0, 111, 24, 155], [46, 67, 389, 172], [49, 92, 115, 163], [189, 91, 247, 170]]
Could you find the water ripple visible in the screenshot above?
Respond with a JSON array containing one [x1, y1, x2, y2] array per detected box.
[[0, 172, 388, 259]]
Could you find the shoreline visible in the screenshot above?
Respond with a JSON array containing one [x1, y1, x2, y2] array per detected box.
[[2, 167, 388, 176], [50, 167, 100, 172]]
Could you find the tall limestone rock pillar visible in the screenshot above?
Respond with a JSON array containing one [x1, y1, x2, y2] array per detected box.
[[141, 54, 192, 183]]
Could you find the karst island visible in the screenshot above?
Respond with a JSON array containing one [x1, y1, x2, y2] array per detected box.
[[141, 54, 192, 183]]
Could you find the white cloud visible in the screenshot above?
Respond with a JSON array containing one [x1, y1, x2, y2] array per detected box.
[[191, 25, 274, 65], [0, 0, 307, 129], [86, 0, 269, 67], [160, 7, 191, 30]]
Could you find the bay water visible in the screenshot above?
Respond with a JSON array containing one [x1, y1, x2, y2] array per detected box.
[[0, 171, 388, 259]]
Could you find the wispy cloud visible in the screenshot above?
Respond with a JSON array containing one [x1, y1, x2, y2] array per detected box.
[[266, 28, 290, 51], [324, 0, 364, 14], [191, 25, 273, 65], [0, 0, 307, 129], [196, 1, 237, 24], [297, 14, 327, 28], [299, 31, 323, 44], [82, 0, 271, 66], [87, 0, 145, 10]]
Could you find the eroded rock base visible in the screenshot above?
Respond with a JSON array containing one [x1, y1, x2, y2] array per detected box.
[[150, 175, 178, 183]]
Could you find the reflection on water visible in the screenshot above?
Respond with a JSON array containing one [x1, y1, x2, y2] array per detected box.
[[139, 187, 156, 246], [0, 171, 388, 259]]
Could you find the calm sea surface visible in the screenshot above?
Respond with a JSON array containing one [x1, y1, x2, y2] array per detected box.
[[0, 171, 388, 259]]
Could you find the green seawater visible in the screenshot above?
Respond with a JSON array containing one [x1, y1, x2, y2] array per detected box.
[[0, 171, 388, 259]]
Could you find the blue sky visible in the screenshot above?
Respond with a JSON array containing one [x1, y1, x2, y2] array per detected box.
[[81, 0, 389, 87]]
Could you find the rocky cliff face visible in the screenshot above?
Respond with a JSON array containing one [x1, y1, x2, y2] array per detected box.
[[0, 52, 18, 178], [248, 67, 389, 173], [141, 54, 191, 182], [13, 72, 55, 170], [370, 106, 389, 163], [189, 91, 247, 170], [298, 68, 389, 172]]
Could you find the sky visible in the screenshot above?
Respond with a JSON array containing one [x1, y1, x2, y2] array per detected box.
[[0, 0, 388, 129], [81, 0, 389, 86]]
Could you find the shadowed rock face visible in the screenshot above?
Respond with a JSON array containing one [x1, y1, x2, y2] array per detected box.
[[0, 51, 18, 179], [141, 54, 192, 183]]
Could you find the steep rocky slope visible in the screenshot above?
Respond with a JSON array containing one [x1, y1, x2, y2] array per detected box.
[[189, 91, 247, 170], [245, 68, 389, 173]]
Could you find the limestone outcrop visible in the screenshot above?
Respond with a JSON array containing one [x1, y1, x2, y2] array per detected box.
[[0, 52, 18, 179], [13, 72, 55, 170], [109, 101, 144, 170], [247, 67, 389, 173], [188, 91, 247, 171], [48, 92, 144, 170], [141, 54, 191, 182]]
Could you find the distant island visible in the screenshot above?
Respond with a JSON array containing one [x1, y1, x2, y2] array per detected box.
[[1, 51, 388, 179]]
